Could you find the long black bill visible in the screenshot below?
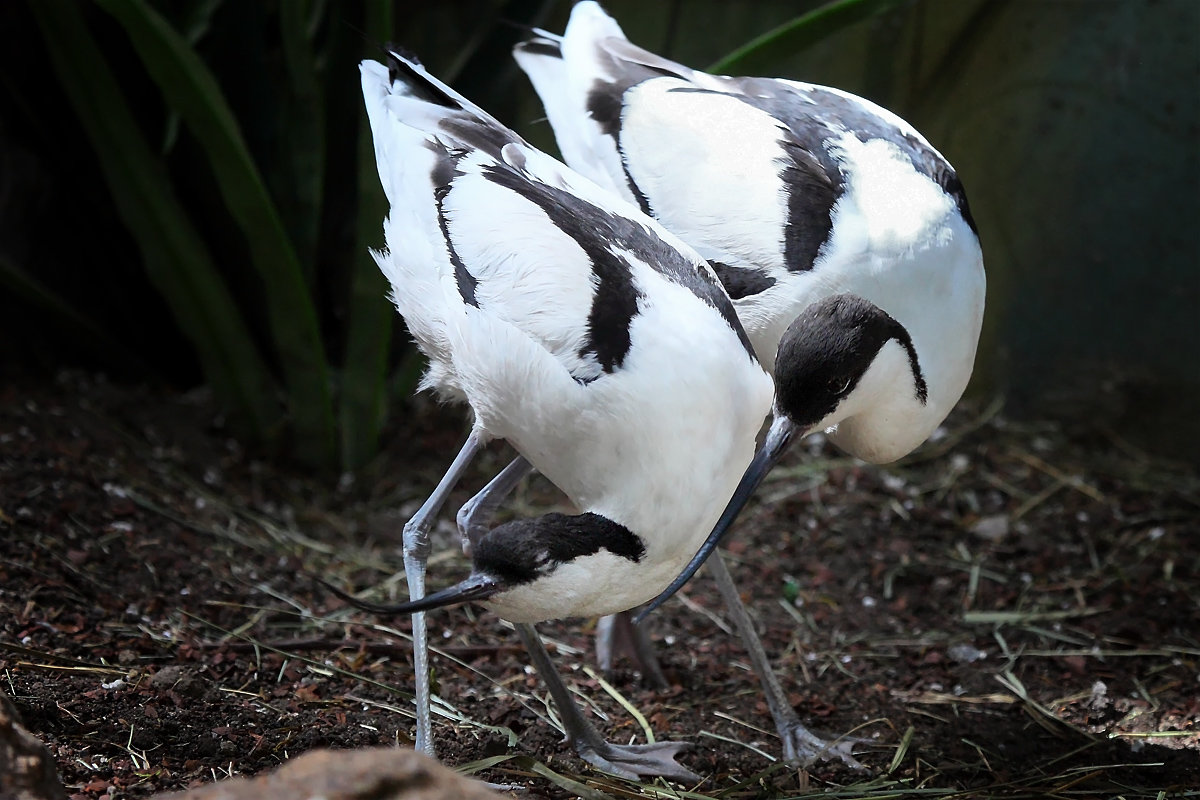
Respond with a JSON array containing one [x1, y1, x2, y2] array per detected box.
[[634, 413, 799, 624], [319, 573, 500, 616]]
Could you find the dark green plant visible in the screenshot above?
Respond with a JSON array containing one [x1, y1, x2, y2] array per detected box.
[[27, 0, 399, 469], [31, 0, 287, 444], [10, 0, 905, 471], [708, 0, 913, 74]]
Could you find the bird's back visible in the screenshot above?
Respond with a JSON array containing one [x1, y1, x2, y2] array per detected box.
[[515, 4, 985, 460], [361, 52, 771, 518], [514, 3, 982, 337]]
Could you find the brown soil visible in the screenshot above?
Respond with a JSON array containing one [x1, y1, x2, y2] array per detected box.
[[2, 373, 1198, 799]]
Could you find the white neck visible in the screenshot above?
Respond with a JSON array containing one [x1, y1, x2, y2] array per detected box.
[[821, 339, 932, 463], [744, 173, 983, 464]]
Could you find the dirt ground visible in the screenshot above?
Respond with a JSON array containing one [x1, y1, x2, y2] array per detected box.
[[2, 372, 1198, 799]]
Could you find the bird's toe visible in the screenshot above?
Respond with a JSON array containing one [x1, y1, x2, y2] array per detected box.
[[781, 723, 867, 771], [577, 740, 701, 784]]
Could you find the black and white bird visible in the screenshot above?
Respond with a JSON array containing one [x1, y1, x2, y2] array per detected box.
[[514, 0, 985, 765], [350, 49, 774, 781]]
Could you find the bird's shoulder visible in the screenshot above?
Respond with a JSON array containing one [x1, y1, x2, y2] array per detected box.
[[436, 145, 751, 382]]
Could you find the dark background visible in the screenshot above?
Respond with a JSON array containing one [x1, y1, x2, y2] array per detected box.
[[2, 0, 1196, 465]]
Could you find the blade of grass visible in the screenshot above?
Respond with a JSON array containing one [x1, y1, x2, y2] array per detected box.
[[340, 0, 396, 471], [886, 724, 914, 774], [963, 608, 1105, 624], [278, 0, 325, 279], [96, 0, 335, 466], [455, 754, 519, 775], [707, 0, 912, 75], [696, 729, 778, 762], [440, 2, 509, 85], [161, 0, 224, 153], [904, 0, 1012, 119], [29, 0, 282, 440], [522, 757, 616, 800], [995, 670, 1090, 738], [581, 665, 654, 745]]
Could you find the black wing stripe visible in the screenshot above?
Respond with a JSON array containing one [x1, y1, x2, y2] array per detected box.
[[481, 163, 756, 370]]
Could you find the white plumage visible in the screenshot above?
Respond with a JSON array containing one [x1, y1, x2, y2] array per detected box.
[[514, 0, 987, 768], [351, 51, 773, 780], [362, 56, 771, 619], [515, 1, 985, 463]]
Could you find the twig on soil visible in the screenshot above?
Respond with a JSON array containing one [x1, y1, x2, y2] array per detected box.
[[696, 729, 777, 762], [674, 592, 733, 635], [1011, 450, 1106, 504], [11, 662, 127, 678], [32, 538, 114, 597], [893, 690, 1017, 706], [187, 614, 414, 696], [0, 641, 119, 670], [995, 670, 1092, 740], [524, 758, 618, 800], [711, 709, 773, 739], [194, 636, 524, 659], [1009, 478, 1068, 521], [963, 608, 1105, 624], [344, 692, 520, 746], [1020, 645, 1200, 658], [915, 396, 1006, 463]]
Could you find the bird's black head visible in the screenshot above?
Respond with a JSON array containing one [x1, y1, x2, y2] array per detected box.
[[321, 512, 645, 619], [473, 511, 645, 587], [636, 296, 930, 619], [774, 294, 927, 431]]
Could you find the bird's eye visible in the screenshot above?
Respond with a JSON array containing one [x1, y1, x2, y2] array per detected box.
[[829, 376, 852, 395]]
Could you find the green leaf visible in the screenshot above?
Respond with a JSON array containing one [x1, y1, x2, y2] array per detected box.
[[95, 0, 335, 466], [707, 0, 913, 75], [339, 0, 396, 471], [161, 0, 223, 153], [29, 0, 282, 440], [278, 0, 326, 279], [782, 578, 800, 604]]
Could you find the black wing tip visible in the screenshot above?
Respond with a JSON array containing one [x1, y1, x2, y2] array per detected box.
[[498, 14, 565, 43], [383, 43, 421, 81], [515, 37, 564, 59], [381, 44, 460, 109]]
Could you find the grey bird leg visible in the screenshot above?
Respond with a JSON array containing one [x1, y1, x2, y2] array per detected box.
[[596, 611, 669, 689], [404, 426, 486, 760], [706, 550, 865, 769], [455, 455, 532, 555], [456, 460, 691, 772], [512, 622, 700, 783]]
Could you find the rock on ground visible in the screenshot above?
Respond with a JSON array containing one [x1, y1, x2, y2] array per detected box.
[[0, 689, 68, 800], [156, 747, 502, 800]]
